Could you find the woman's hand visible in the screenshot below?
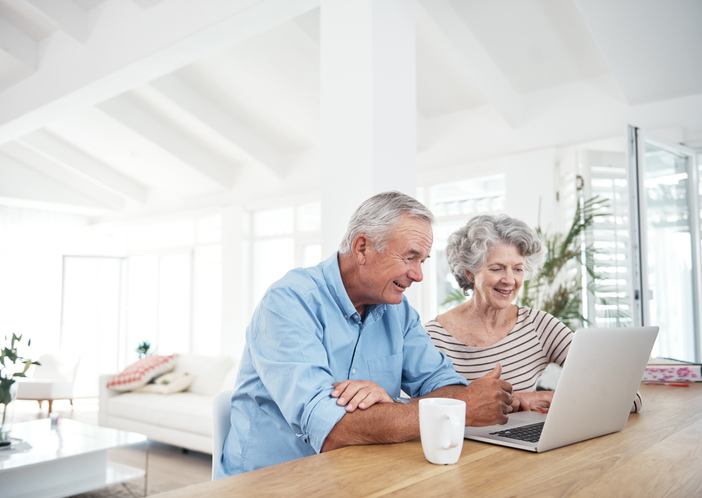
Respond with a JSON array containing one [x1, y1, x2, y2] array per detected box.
[[512, 391, 554, 412], [331, 380, 394, 412]]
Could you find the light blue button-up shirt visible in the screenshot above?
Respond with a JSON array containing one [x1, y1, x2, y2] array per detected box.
[[215, 253, 467, 478]]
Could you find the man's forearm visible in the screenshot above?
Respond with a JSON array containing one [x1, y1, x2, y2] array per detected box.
[[321, 400, 419, 452], [415, 384, 464, 399], [321, 384, 465, 452]]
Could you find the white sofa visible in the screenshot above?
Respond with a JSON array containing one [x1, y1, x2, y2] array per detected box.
[[99, 353, 238, 454]]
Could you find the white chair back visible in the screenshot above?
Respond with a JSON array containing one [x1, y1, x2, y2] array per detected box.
[[212, 389, 234, 480], [34, 353, 80, 383]]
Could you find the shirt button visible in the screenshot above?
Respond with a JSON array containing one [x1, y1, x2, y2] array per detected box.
[[344, 315, 348, 319], [352, 369, 356, 374]]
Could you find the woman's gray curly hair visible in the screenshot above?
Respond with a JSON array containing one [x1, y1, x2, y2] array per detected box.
[[446, 214, 545, 294], [339, 191, 435, 254]]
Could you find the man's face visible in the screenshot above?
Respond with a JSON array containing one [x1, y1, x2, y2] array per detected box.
[[360, 216, 433, 305]]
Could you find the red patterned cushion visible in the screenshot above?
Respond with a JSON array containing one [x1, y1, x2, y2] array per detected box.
[[106, 354, 178, 392]]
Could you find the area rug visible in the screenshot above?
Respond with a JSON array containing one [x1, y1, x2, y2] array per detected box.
[[69, 478, 163, 498]]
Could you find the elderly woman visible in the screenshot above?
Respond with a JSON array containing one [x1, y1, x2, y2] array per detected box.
[[425, 214, 642, 413]]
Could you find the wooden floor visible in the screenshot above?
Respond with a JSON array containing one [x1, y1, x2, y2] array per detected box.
[[12, 399, 212, 497]]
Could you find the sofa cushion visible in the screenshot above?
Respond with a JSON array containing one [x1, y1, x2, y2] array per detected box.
[[173, 354, 234, 396], [133, 371, 195, 394], [106, 354, 177, 392], [107, 391, 213, 437]]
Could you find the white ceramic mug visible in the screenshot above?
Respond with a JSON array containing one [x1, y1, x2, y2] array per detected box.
[[419, 398, 466, 465]]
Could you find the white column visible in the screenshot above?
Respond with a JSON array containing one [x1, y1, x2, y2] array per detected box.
[[221, 205, 249, 361], [320, 0, 417, 256]]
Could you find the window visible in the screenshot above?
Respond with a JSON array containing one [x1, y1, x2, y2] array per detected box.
[[193, 244, 222, 355], [120, 216, 222, 366], [579, 151, 634, 328], [250, 202, 321, 311], [419, 176, 506, 318], [61, 256, 123, 397]]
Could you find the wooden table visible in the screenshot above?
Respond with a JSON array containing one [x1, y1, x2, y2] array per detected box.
[[156, 383, 702, 497]]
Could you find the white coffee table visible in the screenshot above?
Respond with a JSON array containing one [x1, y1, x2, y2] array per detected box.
[[0, 418, 147, 498]]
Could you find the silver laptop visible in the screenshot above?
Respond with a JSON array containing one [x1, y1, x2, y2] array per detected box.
[[463, 326, 659, 452]]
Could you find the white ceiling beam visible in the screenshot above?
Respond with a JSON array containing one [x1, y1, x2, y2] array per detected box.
[[1, 142, 124, 210], [18, 130, 149, 203], [26, 0, 90, 43], [417, 0, 522, 127], [97, 95, 237, 189], [0, 16, 38, 69], [132, 0, 167, 9], [0, 0, 320, 144], [150, 76, 290, 178], [0, 151, 115, 212]]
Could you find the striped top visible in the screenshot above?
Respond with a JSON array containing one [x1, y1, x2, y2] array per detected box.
[[425, 307, 642, 412]]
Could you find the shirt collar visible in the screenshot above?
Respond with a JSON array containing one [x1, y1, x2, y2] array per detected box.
[[322, 252, 386, 322]]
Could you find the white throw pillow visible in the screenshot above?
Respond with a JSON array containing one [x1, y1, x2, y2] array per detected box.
[[173, 354, 234, 396], [133, 371, 196, 394]]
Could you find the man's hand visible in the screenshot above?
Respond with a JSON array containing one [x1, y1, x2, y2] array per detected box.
[[332, 380, 394, 412], [454, 364, 513, 426]]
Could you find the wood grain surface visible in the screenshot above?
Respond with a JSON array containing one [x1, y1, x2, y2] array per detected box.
[[154, 383, 702, 498]]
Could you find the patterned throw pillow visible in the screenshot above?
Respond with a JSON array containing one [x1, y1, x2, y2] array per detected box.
[[133, 371, 196, 394], [106, 354, 177, 391]]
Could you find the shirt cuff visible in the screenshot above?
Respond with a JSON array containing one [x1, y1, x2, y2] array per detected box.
[[305, 395, 348, 454]]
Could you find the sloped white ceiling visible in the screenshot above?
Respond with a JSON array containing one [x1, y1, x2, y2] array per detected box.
[[0, 0, 700, 220]]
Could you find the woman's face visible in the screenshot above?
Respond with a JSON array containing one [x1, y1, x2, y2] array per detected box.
[[467, 243, 525, 310]]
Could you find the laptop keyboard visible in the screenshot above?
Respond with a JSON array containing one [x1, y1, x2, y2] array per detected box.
[[490, 422, 544, 443]]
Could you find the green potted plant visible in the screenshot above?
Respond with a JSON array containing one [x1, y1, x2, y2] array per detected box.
[[1, 334, 40, 443], [136, 341, 152, 358]]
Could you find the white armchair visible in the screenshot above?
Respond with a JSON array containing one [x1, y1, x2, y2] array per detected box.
[[16, 352, 81, 414]]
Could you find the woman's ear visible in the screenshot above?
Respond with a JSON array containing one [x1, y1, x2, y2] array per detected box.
[[464, 269, 475, 284]]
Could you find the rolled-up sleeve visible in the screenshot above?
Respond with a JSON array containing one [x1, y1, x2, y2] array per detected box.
[[249, 287, 347, 453]]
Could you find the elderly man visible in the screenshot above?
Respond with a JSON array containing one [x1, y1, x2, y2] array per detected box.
[[215, 191, 513, 478]]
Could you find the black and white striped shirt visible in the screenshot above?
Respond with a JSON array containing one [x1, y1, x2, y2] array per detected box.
[[425, 307, 571, 392]]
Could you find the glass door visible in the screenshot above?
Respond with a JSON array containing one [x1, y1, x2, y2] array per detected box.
[[628, 126, 702, 362]]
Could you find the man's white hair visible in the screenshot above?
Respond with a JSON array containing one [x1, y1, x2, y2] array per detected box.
[[338, 191, 435, 254]]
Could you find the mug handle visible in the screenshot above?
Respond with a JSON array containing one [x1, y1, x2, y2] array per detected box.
[[442, 412, 462, 449]]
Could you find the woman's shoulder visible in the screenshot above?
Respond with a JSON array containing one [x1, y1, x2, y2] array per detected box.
[[423, 318, 445, 333], [517, 306, 572, 334], [517, 306, 556, 322]]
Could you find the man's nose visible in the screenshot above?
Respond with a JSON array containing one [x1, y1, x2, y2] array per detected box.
[[408, 262, 423, 282]]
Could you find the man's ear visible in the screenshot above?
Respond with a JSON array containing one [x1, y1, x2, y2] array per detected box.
[[352, 234, 370, 265]]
